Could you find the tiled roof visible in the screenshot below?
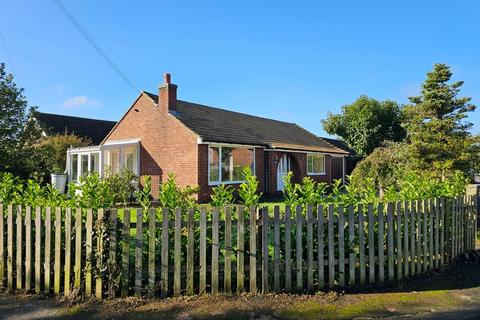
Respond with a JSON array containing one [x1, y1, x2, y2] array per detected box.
[[35, 112, 116, 145], [145, 92, 348, 154], [320, 137, 356, 156]]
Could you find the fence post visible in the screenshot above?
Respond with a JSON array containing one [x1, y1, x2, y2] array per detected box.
[[74, 208, 82, 293], [224, 207, 232, 294], [237, 205, 245, 293], [403, 201, 409, 279], [317, 204, 325, 289], [26, 207, 34, 291], [273, 206, 280, 292], [54, 207, 62, 294], [64, 208, 72, 296], [85, 208, 93, 296], [295, 205, 303, 291], [378, 203, 385, 283], [35, 207, 41, 294], [386, 202, 394, 282], [174, 208, 182, 297], [16, 205, 23, 290], [160, 208, 169, 297], [358, 204, 366, 285], [328, 204, 335, 287], [7, 205, 13, 291], [187, 208, 195, 295], [338, 204, 345, 287], [108, 209, 117, 298], [306, 205, 314, 291], [148, 208, 156, 297], [135, 208, 143, 297], [211, 207, 219, 295], [199, 207, 207, 294], [284, 206, 291, 292], [249, 206, 257, 293], [348, 205, 355, 286], [121, 208, 130, 297], [96, 208, 104, 299], [261, 206, 269, 293], [44, 207, 51, 293], [396, 201, 403, 281]]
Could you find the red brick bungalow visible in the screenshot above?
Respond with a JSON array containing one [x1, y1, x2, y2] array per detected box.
[[66, 74, 349, 202]]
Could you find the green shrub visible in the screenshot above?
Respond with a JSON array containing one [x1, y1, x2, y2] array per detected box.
[[135, 175, 152, 212], [238, 167, 261, 207], [210, 184, 234, 208], [158, 173, 199, 216], [282, 172, 298, 206]]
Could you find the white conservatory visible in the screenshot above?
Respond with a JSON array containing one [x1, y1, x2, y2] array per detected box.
[[66, 139, 140, 183]]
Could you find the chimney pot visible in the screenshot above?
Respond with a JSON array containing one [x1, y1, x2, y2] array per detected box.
[[164, 73, 171, 84]]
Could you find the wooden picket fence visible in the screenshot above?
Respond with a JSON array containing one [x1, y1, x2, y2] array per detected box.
[[0, 195, 477, 298]]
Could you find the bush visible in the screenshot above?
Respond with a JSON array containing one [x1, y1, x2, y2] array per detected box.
[[210, 184, 234, 208], [158, 173, 199, 216], [238, 167, 262, 207]]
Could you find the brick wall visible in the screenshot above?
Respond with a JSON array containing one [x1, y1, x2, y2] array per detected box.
[[197, 145, 265, 203], [105, 93, 199, 197], [265, 151, 333, 193]]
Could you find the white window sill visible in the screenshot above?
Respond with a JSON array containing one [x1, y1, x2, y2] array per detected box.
[[307, 172, 326, 176], [208, 180, 246, 186]]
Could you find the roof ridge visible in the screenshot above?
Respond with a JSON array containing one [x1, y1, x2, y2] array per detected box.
[[178, 99, 297, 126], [142, 91, 297, 126], [36, 111, 117, 123]]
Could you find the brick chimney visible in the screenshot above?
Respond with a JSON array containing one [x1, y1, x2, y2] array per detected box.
[[158, 73, 177, 113]]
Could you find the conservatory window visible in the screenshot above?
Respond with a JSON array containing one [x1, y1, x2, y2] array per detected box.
[[208, 145, 254, 184], [307, 153, 325, 175], [70, 154, 78, 181]]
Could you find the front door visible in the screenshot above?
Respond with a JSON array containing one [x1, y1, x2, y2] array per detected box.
[[276, 154, 290, 191]]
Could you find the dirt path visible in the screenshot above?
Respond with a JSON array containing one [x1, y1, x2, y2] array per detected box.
[[1, 253, 480, 320]]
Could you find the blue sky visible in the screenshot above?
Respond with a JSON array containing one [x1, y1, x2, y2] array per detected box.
[[1, 0, 479, 137]]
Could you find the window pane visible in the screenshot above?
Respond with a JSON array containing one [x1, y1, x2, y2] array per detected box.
[[221, 147, 233, 182], [90, 153, 99, 173], [209, 146, 220, 182], [232, 148, 254, 181], [108, 149, 120, 173], [221, 147, 254, 182], [308, 154, 324, 174], [80, 154, 89, 177], [126, 152, 134, 171], [70, 154, 78, 181]]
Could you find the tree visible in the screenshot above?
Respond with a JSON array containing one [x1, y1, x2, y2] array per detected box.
[[37, 132, 91, 173], [322, 96, 405, 156], [0, 63, 51, 180], [349, 142, 411, 196], [403, 63, 478, 179], [0, 62, 30, 172]]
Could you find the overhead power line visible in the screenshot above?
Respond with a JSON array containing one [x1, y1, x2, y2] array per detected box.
[[53, 0, 140, 93]]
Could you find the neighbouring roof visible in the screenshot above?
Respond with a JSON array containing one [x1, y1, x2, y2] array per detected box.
[[320, 137, 356, 156], [144, 92, 349, 154], [35, 112, 117, 145]]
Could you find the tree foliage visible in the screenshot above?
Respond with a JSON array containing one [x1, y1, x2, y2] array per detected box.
[[38, 132, 91, 173], [403, 63, 478, 178], [351, 63, 479, 193], [0, 63, 45, 179], [322, 96, 405, 156]]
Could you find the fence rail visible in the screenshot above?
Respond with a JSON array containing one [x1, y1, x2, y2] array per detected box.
[[0, 196, 477, 298]]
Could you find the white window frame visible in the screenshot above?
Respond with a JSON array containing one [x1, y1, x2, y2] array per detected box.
[[66, 146, 102, 183], [207, 144, 256, 186], [307, 153, 326, 175], [102, 140, 140, 176]]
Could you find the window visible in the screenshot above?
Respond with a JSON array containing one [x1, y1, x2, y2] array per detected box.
[[70, 154, 78, 181], [307, 154, 325, 175], [68, 151, 100, 182], [80, 154, 89, 177], [124, 147, 136, 172], [208, 145, 254, 184], [90, 153, 99, 173], [107, 149, 120, 173]]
